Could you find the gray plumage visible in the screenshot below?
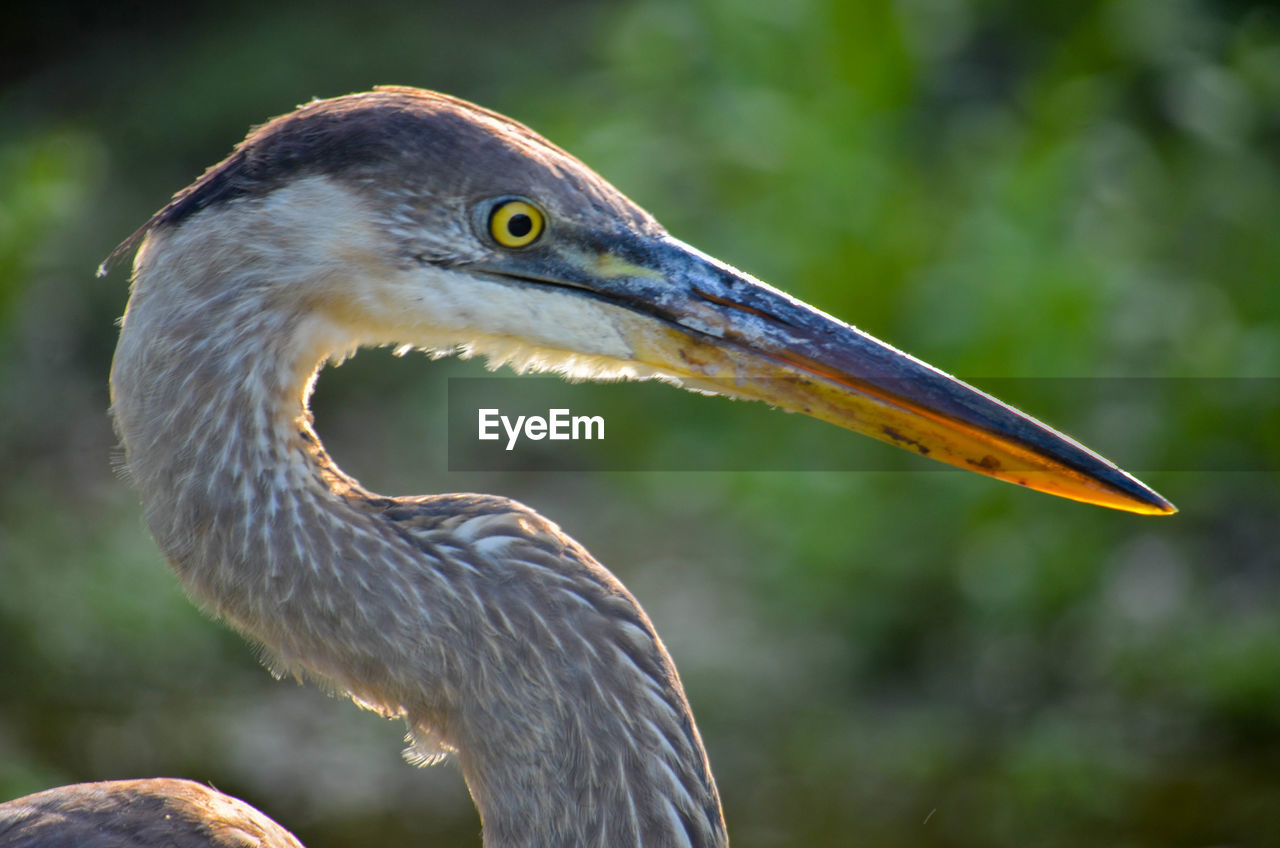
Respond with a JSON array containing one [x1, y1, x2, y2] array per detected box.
[[98, 87, 723, 848], [2, 85, 1173, 848], [0, 780, 304, 848]]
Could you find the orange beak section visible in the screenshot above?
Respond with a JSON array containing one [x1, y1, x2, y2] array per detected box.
[[596, 236, 1175, 515]]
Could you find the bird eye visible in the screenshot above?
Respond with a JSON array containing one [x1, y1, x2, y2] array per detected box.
[[488, 199, 545, 249]]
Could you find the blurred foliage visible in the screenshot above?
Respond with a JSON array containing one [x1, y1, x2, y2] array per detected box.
[[2, 0, 1279, 846]]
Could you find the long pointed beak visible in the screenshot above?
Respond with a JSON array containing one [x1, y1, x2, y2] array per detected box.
[[493, 234, 1175, 515]]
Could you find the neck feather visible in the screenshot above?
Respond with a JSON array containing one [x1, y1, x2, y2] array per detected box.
[[109, 219, 727, 847]]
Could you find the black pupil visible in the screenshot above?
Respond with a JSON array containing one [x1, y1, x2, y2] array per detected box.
[[507, 213, 533, 238]]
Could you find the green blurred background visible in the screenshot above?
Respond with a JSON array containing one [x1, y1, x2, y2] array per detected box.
[[3, 0, 1279, 845]]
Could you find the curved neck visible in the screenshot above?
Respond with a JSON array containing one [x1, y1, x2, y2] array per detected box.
[[110, 221, 727, 847]]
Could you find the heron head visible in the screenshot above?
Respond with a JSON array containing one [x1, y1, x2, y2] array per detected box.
[[116, 86, 1174, 516]]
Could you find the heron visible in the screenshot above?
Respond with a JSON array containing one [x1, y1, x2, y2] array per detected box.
[[0, 87, 1173, 847]]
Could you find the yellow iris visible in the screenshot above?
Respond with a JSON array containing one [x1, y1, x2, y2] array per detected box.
[[489, 199, 545, 248]]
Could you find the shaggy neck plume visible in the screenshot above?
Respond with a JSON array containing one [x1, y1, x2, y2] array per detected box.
[[109, 216, 727, 848]]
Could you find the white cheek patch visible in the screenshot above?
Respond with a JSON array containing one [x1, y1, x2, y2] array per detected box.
[[192, 175, 689, 387], [413, 267, 634, 356], [336, 262, 687, 384]]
